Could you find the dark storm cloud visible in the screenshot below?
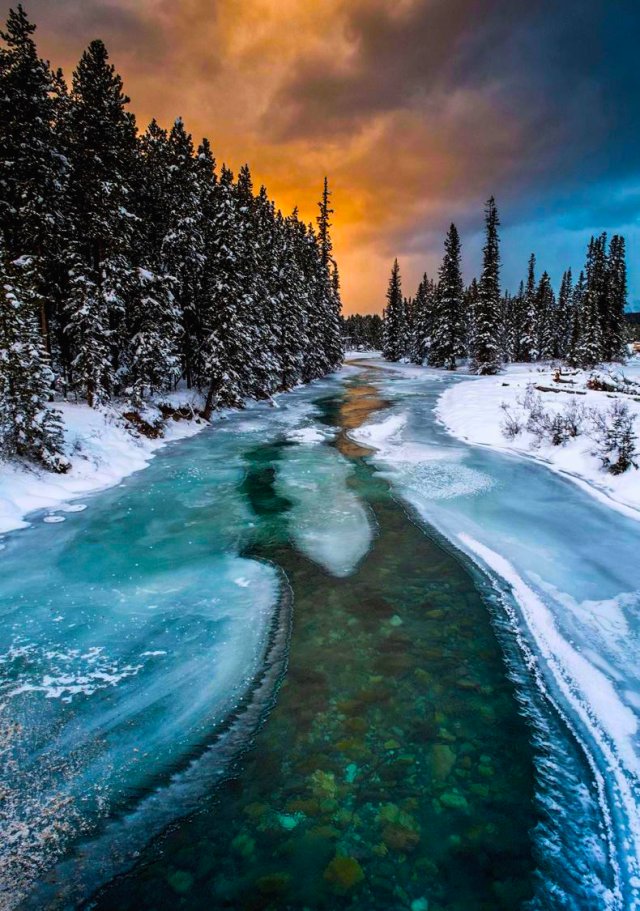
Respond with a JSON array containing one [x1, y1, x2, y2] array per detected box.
[[8, 0, 638, 310], [270, 0, 640, 215], [22, 0, 166, 64]]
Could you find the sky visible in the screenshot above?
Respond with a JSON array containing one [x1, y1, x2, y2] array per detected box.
[[16, 0, 640, 314]]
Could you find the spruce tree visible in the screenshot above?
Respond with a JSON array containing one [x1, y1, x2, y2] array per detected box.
[[556, 269, 573, 359], [470, 197, 502, 375], [462, 278, 479, 360], [411, 274, 434, 364], [430, 224, 463, 370], [520, 255, 538, 362], [606, 235, 627, 362], [535, 271, 555, 361], [577, 238, 604, 367], [0, 239, 68, 470], [161, 118, 206, 389], [566, 271, 585, 367], [201, 164, 251, 415], [508, 281, 526, 362], [0, 5, 68, 360], [315, 178, 343, 371], [64, 39, 138, 405], [382, 260, 405, 361]]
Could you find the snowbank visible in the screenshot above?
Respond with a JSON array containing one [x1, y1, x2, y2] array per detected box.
[[437, 362, 640, 518], [0, 394, 206, 535]]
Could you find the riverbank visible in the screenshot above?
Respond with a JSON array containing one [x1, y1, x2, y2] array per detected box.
[[437, 361, 640, 519], [345, 353, 640, 519], [0, 391, 207, 536]]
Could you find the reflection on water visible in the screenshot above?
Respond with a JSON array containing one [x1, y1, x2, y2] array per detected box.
[[90, 378, 538, 911]]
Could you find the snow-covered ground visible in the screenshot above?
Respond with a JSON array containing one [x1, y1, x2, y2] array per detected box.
[[0, 391, 206, 536], [437, 361, 640, 518]]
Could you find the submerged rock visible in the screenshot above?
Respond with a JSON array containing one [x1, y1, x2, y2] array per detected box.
[[323, 855, 365, 894], [429, 744, 456, 780], [167, 870, 193, 895]]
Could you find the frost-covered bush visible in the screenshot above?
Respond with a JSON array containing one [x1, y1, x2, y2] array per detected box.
[[499, 402, 523, 439], [588, 400, 638, 475], [501, 385, 587, 448]]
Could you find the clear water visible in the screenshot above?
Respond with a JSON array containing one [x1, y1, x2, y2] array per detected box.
[[348, 361, 640, 911], [0, 364, 636, 911]]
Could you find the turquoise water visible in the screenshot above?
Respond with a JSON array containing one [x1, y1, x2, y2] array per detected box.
[[1, 365, 635, 910]]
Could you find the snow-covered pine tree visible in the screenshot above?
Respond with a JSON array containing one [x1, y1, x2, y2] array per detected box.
[[520, 254, 538, 362], [301, 221, 330, 382], [462, 278, 479, 360], [470, 197, 502, 375], [201, 164, 254, 415], [566, 270, 585, 367], [535, 271, 555, 361], [253, 185, 284, 392], [402, 297, 414, 361], [556, 268, 573, 360], [606, 235, 627, 362], [507, 281, 526, 362], [0, 5, 68, 365], [411, 274, 434, 364], [430, 223, 463, 370], [121, 119, 181, 400], [316, 178, 343, 371], [63, 39, 138, 405], [577, 238, 603, 367], [277, 212, 309, 390], [160, 119, 207, 389], [501, 291, 514, 362], [382, 259, 405, 362], [0, 239, 68, 470]]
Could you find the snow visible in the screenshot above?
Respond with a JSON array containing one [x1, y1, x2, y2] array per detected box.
[[0, 396, 206, 536], [437, 361, 640, 518]]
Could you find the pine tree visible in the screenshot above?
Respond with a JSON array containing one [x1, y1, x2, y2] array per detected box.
[[411, 274, 434, 364], [63, 39, 138, 405], [606, 235, 627, 362], [566, 271, 585, 367], [0, 239, 68, 470], [577, 238, 603, 367], [382, 260, 405, 361], [201, 164, 251, 415], [470, 197, 502, 375], [535, 271, 555, 361], [0, 5, 68, 361], [277, 212, 309, 390], [462, 278, 479, 359], [315, 178, 343, 371], [508, 281, 526, 362], [556, 269, 573, 359], [161, 118, 206, 389], [123, 119, 181, 400], [520, 255, 538, 362], [430, 224, 463, 370]]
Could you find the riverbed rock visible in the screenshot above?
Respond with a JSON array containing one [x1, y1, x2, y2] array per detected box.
[[429, 744, 456, 780], [167, 870, 193, 895], [323, 855, 365, 894]]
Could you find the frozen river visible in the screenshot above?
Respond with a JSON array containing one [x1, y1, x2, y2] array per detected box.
[[1, 362, 637, 910]]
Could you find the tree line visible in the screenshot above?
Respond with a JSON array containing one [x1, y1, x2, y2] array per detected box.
[[343, 314, 384, 351], [0, 6, 343, 470], [382, 197, 629, 373]]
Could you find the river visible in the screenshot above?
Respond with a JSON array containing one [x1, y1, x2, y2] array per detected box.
[[1, 360, 638, 911]]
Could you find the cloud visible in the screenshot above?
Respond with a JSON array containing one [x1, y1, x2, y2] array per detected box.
[[12, 0, 640, 313]]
